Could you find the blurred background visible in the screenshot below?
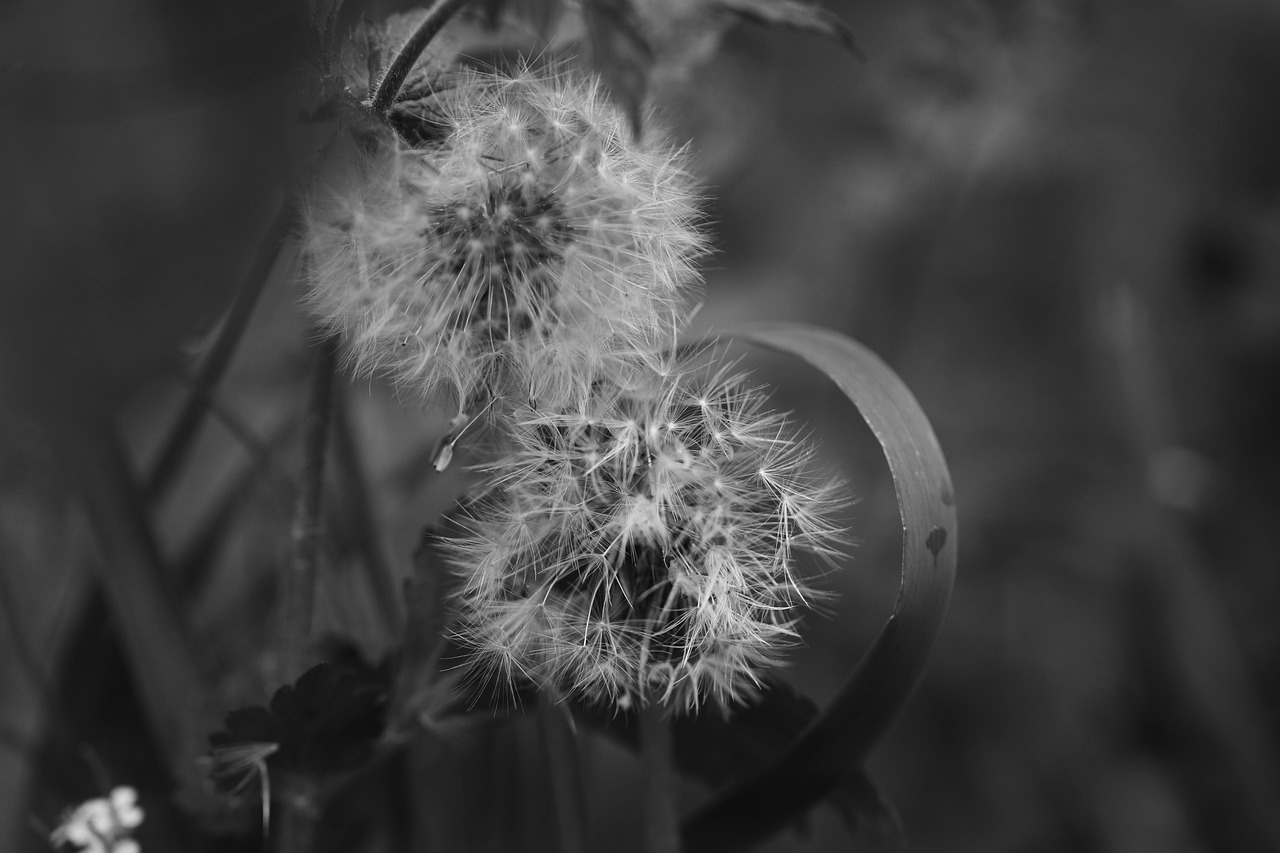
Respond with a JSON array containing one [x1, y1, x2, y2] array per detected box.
[[3, 0, 1280, 851]]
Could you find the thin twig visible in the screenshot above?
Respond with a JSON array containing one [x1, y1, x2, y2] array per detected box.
[[282, 338, 338, 682], [146, 201, 295, 502], [368, 0, 471, 113]]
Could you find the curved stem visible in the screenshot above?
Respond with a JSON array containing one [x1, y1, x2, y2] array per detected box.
[[368, 0, 471, 113]]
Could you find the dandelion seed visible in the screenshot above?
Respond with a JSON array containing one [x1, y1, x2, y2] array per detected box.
[[302, 63, 707, 419], [448, 363, 845, 713]]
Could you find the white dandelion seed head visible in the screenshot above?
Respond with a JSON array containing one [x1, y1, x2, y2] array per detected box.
[[448, 363, 846, 714], [302, 63, 707, 417]]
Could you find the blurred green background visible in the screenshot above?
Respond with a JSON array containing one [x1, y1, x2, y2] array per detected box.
[[3, 0, 1280, 850]]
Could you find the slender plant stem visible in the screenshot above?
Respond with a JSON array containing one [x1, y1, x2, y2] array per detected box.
[[146, 201, 295, 502], [368, 0, 471, 113], [639, 704, 679, 853], [282, 338, 338, 682]]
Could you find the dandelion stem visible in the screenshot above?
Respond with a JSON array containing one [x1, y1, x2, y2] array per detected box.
[[368, 0, 471, 113], [282, 337, 338, 681], [639, 704, 680, 853]]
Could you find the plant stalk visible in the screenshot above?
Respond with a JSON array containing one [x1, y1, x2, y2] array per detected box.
[[282, 338, 338, 682], [368, 0, 471, 113]]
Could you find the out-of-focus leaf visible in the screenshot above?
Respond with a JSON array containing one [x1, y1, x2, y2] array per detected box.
[[584, 0, 653, 134], [682, 322, 956, 851], [717, 0, 862, 58], [207, 655, 389, 788]]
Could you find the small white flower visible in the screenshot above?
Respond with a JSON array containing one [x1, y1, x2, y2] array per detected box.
[[50, 786, 143, 852]]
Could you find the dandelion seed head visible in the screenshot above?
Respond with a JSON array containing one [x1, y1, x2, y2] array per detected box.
[[449, 364, 845, 713], [302, 64, 707, 417]]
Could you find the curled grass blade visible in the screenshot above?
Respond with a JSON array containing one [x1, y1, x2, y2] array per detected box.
[[681, 322, 957, 851]]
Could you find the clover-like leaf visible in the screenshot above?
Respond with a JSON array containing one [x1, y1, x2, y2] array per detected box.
[[206, 659, 389, 802]]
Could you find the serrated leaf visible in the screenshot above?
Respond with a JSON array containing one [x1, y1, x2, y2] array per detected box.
[[717, 0, 863, 58], [584, 0, 653, 134], [682, 322, 956, 851]]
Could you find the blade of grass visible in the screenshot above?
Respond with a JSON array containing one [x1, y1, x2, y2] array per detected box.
[[682, 322, 957, 851], [54, 421, 217, 793], [146, 201, 296, 503], [177, 414, 298, 596]]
